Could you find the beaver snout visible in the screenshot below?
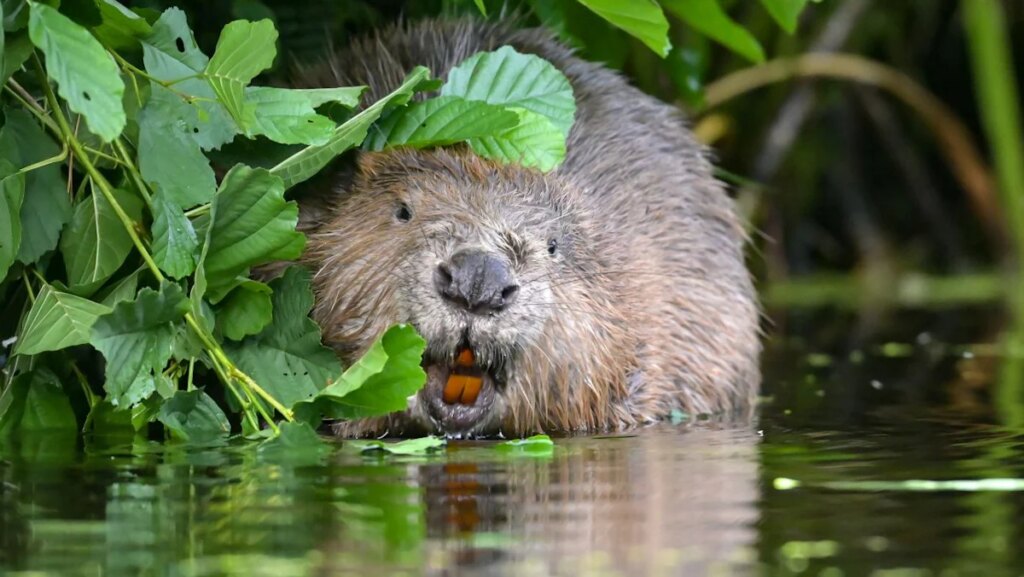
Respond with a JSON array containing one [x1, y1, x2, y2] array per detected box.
[[434, 249, 519, 315]]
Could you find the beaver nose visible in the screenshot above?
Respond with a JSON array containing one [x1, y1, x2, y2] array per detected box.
[[435, 249, 519, 314]]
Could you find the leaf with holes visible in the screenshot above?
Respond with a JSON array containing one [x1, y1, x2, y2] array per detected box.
[[60, 185, 143, 296], [271, 66, 432, 189], [13, 284, 112, 356], [293, 324, 426, 424], [0, 159, 24, 281], [0, 109, 72, 265], [27, 2, 125, 141], [138, 82, 218, 208], [205, 19, 278, 130], [224, 267, 341, 410], [469, 108, 566, 172], [150, 191, 198, 279], [195, 164, 304, 303], [364, 96, 518, 150], [141, 8, 237, 150], [575, 0, 671, 57], [760, 0, 812, 34], [90, 283, 189, 408], [661, 0, 765, 63], [442, 46, 576, 137]]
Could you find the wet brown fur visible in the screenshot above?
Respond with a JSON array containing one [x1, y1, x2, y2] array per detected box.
[[292, 19, 761, 437]]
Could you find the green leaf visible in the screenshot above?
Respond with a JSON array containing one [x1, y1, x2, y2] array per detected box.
[[2, 33, 32, 85], [14, 284, 112, 355], [0, 109, 72, 264], [0, 368, 77, 435], [27, 1, 126, 141], [257, 421, 330, 463], [90, 282, 189, 408], [150, 191, 198, 279], [271, 66, 431, 189], [347, 436, 446, 456], [197, 164, 303, 302], [576, 0, 671, 57], [441, 45, 576, 137], [97, 268, 141, 307], [141, 8, 237, 150], [0, 159, 25, 280], [60, 184, 143, 296], [364, 96, 518, 151], [157, 390, 230, 443], [217, 279, 272, 340], [223, 267, 341, 409], [496, 434, 555, 455], [205, 19, 278, 129], [92, 0, 153, 50], [468, 108, 566, 172], [137, 83, 218, 209], [1, 1, 5, 59], [472, 0, 487, 16], [293, 324, 426, 423], [661, 0, 766, 63], [243, 86, 339, 145], [759, 0, 810, 34]]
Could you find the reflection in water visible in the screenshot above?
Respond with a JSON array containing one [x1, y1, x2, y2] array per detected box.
[[0, 424, 761, 577]]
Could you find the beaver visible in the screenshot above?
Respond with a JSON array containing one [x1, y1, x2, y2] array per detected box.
[[292, 19, 761, 438]]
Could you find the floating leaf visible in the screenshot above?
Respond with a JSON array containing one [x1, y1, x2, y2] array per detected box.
[[217, 279, 273, 340], [137, 83, 218, 209], [661, 0, 766, 64], [27, 1, 126, 141], [224, 267, 341, 409], [271, 66, 431, 189], [90, 283, 189, 408], [60, 184, 142, 296], [497, 434, 555, 455], [364, 96, 518, 150], [468, 108, 566, 172], [157, 390, 230, 443], [150, 191, 198, 279], [0, 109, 72, 264], [760, 0, 811, 34], [13, 284, 112, 355], [348, 436, 446, 456], [441, 45, 576, 137], [576, 0, 671, 57], [205, 19, 278, 129], [0, 159, 25, 280], [197, 164, 304, 302], [293, 324, 426, 423]]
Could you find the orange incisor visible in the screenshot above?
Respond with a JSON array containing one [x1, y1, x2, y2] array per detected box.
[[443, 348, 483, 405]]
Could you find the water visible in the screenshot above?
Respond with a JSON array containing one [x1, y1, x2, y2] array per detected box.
[[3, 307, 1024, 576]]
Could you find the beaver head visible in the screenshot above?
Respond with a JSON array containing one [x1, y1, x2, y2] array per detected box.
[[302, 147, 634, 438]]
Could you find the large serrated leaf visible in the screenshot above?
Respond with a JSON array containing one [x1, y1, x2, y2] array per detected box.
[[27, 2, 125, 141], [244, 86, 339, 145], [0, 109, 72, 264], [197, 164, 304, 303], [469, 108, 566, 172], [760, 0, 811, 34], [60, 184, 142, 296], [224, 267, 342, 409], [575, 0, 671, 57], [0, 159, 25, 280], [150, 191, 198, 279], [137, 82, 217, 208], [271, 66, 431, 190], [13, 284, 112, 355], [216, 279, 273, 341], [157, 390, 230, 443], [141, 8, 237, 150], [661, 0, 766, 64], [90, 282, 189, 408], [364, 96, 518, 151], [441, 45, 576, 137], [293, 324, 426, 423], [205, 19, 278, 130]]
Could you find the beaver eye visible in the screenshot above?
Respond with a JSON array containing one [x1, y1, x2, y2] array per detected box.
[[395, 202, 412, 222], [547, 238, 558, 256]]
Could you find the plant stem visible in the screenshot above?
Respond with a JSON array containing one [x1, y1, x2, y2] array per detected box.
[[113, 139, 152, 204]]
